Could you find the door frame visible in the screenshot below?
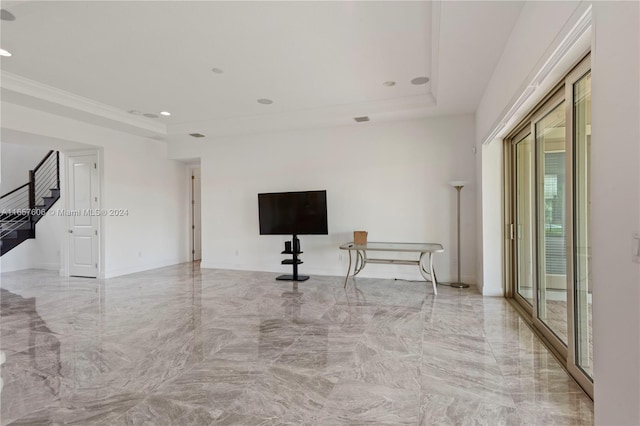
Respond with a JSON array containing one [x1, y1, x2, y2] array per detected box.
[[504, 54, 593, 398], [529, 88, 569, 361], [63, 149, 104, 278], [564, 56, 593, 395], [508, 125, 535, 315]]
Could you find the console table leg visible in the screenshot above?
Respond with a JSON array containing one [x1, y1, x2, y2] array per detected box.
[[344, 250, 353, 288], [429, 253, 437, 295], [419, 252, 437, 295]]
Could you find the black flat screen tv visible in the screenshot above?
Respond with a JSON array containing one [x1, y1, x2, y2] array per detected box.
[[258, 190, 328, 235]]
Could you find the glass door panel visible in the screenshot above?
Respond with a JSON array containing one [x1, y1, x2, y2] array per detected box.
[[536, 101, 568, 346], [506, 55, 592, 397], [514, 133, 534, 306], [573, 72, 592, 378]]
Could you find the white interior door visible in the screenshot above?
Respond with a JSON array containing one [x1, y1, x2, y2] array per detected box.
[[68, 154, 99, 277], [192, 168, 201, 261]]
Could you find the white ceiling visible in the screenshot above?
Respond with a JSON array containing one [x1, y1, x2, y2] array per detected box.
[[0, 1, 524, 142]]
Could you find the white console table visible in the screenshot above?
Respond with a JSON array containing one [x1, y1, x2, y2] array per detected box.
[[339, 242, 444, 294]]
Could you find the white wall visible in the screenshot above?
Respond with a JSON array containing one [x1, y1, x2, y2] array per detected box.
[[479, 141, 503, 296], [591, 2, 639, 424], [170, 116, 477, 284], [476, 1, 640, 423], [1, 102, 189, 278], [476, 1, 585, 144], [101, 141, 189, 277], [0, 142, 50, 194]]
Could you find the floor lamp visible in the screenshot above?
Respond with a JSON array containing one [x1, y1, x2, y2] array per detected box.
[[442, 180, 469, 288]]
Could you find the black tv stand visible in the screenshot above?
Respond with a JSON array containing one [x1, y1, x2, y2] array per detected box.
[[277, 235, 309, 282]]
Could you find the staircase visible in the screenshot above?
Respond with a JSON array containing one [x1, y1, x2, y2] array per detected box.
[[0, 151, 60, 256]]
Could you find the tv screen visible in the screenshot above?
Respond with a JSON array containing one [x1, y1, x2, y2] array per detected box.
[[258, 190, 328, 235]]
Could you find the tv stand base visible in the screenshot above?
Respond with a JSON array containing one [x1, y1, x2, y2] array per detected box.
[[276, 274, 309, 282]]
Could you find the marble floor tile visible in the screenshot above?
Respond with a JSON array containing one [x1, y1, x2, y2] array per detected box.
[[353, 333, 422, 362], [4, 387, 144, 426], [320, 304, 378, 330], [342, 355, 421, 391], [423, 313, 486, 338], [513, 391, 594, 425], [0, 264, 594, 425], [228, 365, 338, 424], [274, 327, 356, 376], [421, 333, 495, 366], [419, 362, 516, 408], [113, 395, 223, 426], [503, 368, 586, 395], [366, 306, 424, 338], [419, 393, 525, 426], [316, 379, 420, 425], [147, 359, 265, 411]]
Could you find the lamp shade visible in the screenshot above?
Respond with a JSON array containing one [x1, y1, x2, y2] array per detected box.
[[448, 180, 469, 187]]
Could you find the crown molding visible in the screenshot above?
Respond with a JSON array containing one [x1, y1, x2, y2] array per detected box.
[[0, 71, 167, 134], [481, 3, 592, 145], [1, 72, 435, 140]]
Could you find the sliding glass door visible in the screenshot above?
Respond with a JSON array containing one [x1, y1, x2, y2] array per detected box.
[[514, 131, 534, 307], [535, 98, 568, 347], [571, 69, 592, 380], [506, 55, 592, 397]]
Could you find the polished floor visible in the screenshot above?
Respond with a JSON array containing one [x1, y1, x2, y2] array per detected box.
[[0, 264, 593, 425]]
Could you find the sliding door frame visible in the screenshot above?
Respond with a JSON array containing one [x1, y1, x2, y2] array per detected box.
[[564, 57, 593, 395], [530, 88, 568, 360], [504, 54, 593, 398], [507, 125, 535, 315]]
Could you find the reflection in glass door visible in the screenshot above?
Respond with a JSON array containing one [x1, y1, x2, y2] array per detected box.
[[536, 101, 568, 346], [573, 72, 592, 378], [514, 133, 534, 306]]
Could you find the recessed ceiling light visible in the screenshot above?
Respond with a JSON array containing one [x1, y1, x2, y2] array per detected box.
[[0, 48, 12, 57], [143, 113, 159, 118], [0, 9, 16, 21], [211, 67, 224, 74], [189, 133, 206, 138], [383, 81, 396, 87], [160, 111, 171, 116], [411, 77, 430, 85], [354, 116, 370, 123], [257, 98, 273, 105]]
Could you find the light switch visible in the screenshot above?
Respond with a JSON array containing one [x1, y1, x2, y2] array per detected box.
[[633, 232, 640, 264]]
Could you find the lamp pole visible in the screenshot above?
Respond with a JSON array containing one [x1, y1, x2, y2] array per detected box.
[[443, 181, 469, 288]]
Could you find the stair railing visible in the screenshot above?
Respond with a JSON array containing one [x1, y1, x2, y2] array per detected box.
[[0, 183, 30, 239], [0, 150, 60, 240], [32, 151, 59, 207]]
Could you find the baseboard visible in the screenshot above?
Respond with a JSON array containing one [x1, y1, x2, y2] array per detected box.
[[482, 287, 505, 297], [32, 262, 60, 271], [105, 257, 190, 278], [199, 262, 480, 286]]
